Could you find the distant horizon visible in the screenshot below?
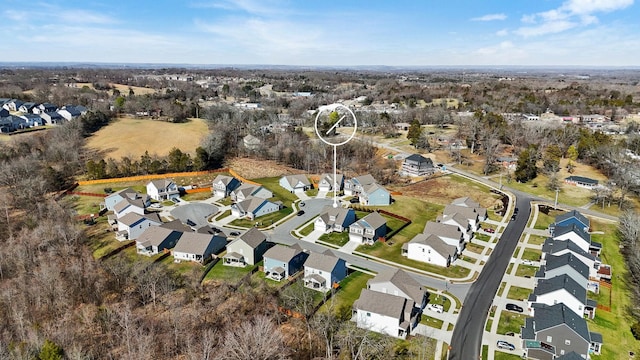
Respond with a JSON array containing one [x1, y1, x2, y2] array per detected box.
[[2, 1, 639, 66]]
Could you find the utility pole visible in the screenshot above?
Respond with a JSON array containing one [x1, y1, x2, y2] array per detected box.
[[554, 189, 560, 209]]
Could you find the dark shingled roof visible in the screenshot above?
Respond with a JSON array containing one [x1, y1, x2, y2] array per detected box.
[[531, 274, 586, 304], [554, 210, 590, 229], [528, 303, 591, 342], [553, 224, 591, 243], [537, 253, 589, 280]]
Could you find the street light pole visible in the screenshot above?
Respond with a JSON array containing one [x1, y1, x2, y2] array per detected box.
[[554, 189, 560, 209]]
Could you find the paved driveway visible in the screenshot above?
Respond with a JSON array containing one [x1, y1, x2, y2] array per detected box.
[[170, 203, 218, 228]]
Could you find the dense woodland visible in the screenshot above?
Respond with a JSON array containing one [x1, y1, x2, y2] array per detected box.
[[1, 67, 640, 358]]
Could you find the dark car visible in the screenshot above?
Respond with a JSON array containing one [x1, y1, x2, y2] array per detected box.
[[349, 197, 359, 204], [229, 231, 241, 236], [514, 207, 519, 214], [511, 214, 517, 221], [300, 202, 305, 207], [505, 303, 524, 313], [297, 210, 305, 216]]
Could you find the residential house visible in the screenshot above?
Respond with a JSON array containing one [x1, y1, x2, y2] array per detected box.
[[449, 197, 488, 221], [552, 224, 592, 254], [317, 173, 344, 192], [223, 227, 270, 267], [402, 233, 458, 267], [423, 221, 466, 254], [263, 244, 308, 281], [552, 210, 590, 232], [401, 154, 435, 176], [113, 198, 146, 218], [34, 103, 58, 114], [146, 178, 180, 201], [18, 102, 36, 113], [18, 113, 44, 127], [442, 204, 483, 231], [352, 289, 419, 339], [367, 268, 429, 310], [230, 183, 273, 202], [528, 274, 596, 319], [279, 174, 312, 193], [521, 303, 602, 359], [116, 213, 162, 241], [359, 182, 391, 206], [161, 219, 194, 233], [348, 212, 387, 245], [314, 206, 356, 233], [303, 251, 348, 291], [564, 176, 599, 189], [173, 232, 227, 263], [40, 111, 64, 125], [536, 253, 590, 286], [0, 108, 8, 117], [104, 187, 150, 211], [243, 134, 261, 150], [136, 226, 183, 256], [231, 196, 280, 220], [57, 105, 86, 120], [2, 99, 23, 112], [436, 212, 473, 241], [344, 174, 376, 196], [212, 175, 241, 198], [542, 239, 601, 281]]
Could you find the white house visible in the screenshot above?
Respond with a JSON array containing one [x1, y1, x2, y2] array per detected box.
[[230, 183, 273, 202], [403, 233, 458, 267], [436, 212, 473, 242], [352, 289, 418, 339], [367, 268, 429, 310], [104, 188, 150, 211], [303, 251, 347, 292], [536, 253, 590, 286], [146, 178, 180, 201], [113, 198, 146, 218], [528, 274, 595, 319], [348, 212, 387, 245], [317, 173, 344, 192], [344, 174, 376, 196], [542, 239, 601, 280], [116, 213, 162, 241], [279, 174, 311, 193], [442, 205, 483, 231], [212, 175, 241, 198], [552, 224, 591, 253], [423, 221, 465, 254], [231, 196, 280, 220], [173, 232, 227, 264], [314, 206, 356, 233]]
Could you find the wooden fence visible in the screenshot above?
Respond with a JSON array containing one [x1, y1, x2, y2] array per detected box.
[[228, 169, 261, 186]]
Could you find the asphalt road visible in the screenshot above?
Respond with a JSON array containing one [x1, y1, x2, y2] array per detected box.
[[448, 193, 532, 360]]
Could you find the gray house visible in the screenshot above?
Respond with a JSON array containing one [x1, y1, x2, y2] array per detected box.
[[223, 227, 270, 267], [303, 251, 347, 291], [263, 244, 308, 281], [521, 303, 602, 359], [348, 212, 387, 245], [212, 175, 241, 198], [401, 154, 435, 176], [367, 268, 429, 310], [136, 226, 183, 256], [103, 187, 150, 211], [173, 232, 227, 264]]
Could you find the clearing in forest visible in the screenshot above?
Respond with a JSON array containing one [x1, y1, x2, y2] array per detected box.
[[85, 116, 209, 159]]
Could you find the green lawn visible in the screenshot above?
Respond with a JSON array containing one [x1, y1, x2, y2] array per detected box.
[[527, 235, 547, 246], [465, 243, 485, 254], [252, 176, 299, 207], [420, 315, 444, 329], [474, 233, 491, 242], [532, 207, 564, 230], [507, 176, 594, 207], [355, 247, 471, 278], [515, 265, 538, 278], [202, 260, 253, 283], [63, 194, 104, 216], [320, 271, 373, 315], [181, 191, 213, 201], [318, 231, 350, 247], [497, 282, 507, 297], [430, 292, 453, 312], [229, 207, 293, 228], [482, 345, 489, 360], [497, 312, 527, 334], [494, 351, 522, 360], [586, 220, 640, 359], [299, 222, 315, 236], [506, 286, 531, 301], [214, 209, 231, 221], [521, 248, 542, 261]]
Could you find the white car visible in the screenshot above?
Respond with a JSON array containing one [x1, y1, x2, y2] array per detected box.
[[427, 303, 444, 313], [521, 259, 534, 266]]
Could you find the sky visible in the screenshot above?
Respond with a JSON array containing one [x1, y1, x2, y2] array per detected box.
[[1, 0, 639, 67]]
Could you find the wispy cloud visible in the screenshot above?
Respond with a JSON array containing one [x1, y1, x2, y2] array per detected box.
[[515, 0, 634, 37], [471, 13, 507, 21], [190, 0, 289, 16]]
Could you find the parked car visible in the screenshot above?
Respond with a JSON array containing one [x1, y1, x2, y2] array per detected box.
[[514, 207, 519, 214], [149, 203, 162, 208], [297, 210, 305, 216], [497, 341, 515, 350], [427, 303, 444, 313], [521, 259, 534, 266], [511, 214, 516, 221], [229, 231, 241, 236], [505, 332, 516, 336], [349, 197, 359, 204], [485, 227, 495, 233], [505, 303, 524, 313], [300, 202, 305, 207]]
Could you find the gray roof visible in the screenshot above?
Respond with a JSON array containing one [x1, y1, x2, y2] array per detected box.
[[237, 227, 267, 248], [319, 173, 344, 186], [521, 317, 535, 339], [538, 253, 590, 280], [555, 210, 590, 228], [404, 153, 433, 165], [282, 174, 310, 187], [213, 174, 238, 187], [118, 212, 161, 227], [531, 274, 586, 303], [438, 213, 469, 229], [555, 351, 587, 360], [553, 224, 591, 243], [264, 244, 304, 263], [368, 268, 427, 304], [408, 233, 457, 257], [304, 251, 342, 272], [423, 221, 462, 239], [353, 289, 414, 319], [361, 182, 388, 196], [235, 196, 273, 213], [173, 232, 226, 255], [542, 238, 598, 262], [137, 226, 181, 247], [451, 196, 480, 208], [318, 206, 353, 227], [351, 174, 376, 186], [589, 332, 602, 344], [113, 198, 145, 214], [528, 303, 591, 342], [443, 204, 480, 221], [161, 219, 194, 232], [148, 178, 175, 189], [351, 212, 386, 231], [565, 175, 598, 185]]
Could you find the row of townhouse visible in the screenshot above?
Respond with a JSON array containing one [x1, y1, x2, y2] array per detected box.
[[312, 205, 387, 245], [0, 98, 87, 132], [521, 210, 605, 360], [402, 197, 487, 267]]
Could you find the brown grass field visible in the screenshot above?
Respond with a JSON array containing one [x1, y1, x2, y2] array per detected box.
[[85, 116, 209, 159], [74, 82, 158, 96]]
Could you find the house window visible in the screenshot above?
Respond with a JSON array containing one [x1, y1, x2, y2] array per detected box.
[[565, 340, 570, 346], [366, 312, 371, 317], [546, 336, 552, 342], [427, 249, 431, 254], [560, 350, 565, 355]]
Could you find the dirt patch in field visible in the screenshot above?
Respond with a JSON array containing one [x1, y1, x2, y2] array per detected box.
[[226, 158, 304, 179], [397, 176, 501, 209]]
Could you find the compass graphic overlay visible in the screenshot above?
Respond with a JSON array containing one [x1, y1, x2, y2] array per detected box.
[[314, 103, 358, 208]]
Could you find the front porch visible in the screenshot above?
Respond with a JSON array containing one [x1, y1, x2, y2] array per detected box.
[[266, 266, 286, 281], [304, 274, 327, 291], [223, 252, 247, 267]]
